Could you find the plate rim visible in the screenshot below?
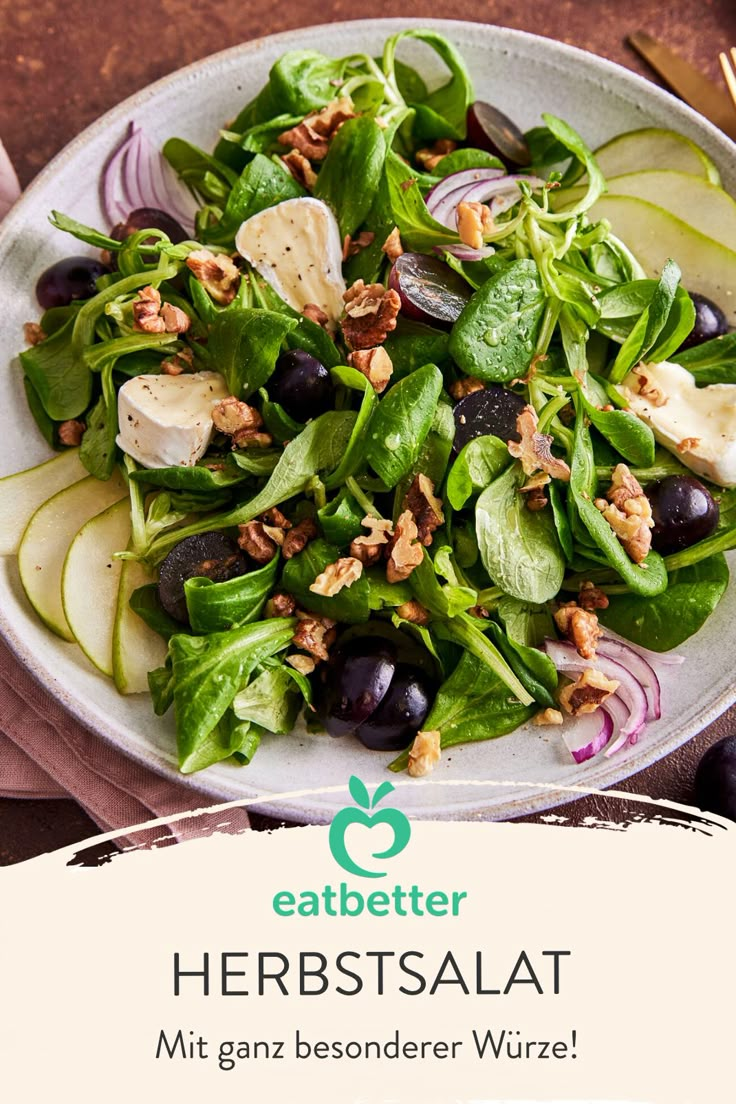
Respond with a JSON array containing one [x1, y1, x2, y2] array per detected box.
[[1, 16, 735, 823]]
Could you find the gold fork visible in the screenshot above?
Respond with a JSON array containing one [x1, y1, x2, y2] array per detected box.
[[718, 47, 736, 112]]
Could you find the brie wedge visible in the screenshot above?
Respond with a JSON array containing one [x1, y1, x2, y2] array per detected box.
[[116, 371, 229, 469]]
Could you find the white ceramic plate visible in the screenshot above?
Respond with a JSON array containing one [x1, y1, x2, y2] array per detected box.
[[1, 18, 734, 823]]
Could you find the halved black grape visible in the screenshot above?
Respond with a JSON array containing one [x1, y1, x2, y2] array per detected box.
[[36, 256, 111, 310], [158, 532, 247, 623], [320, 637, 397, 738], [695, 735, 736, 821], [452, 385, 525, 453], [355, 665, 432, 751], [389, 252, 472, 329], [111, 206, 188, 244], [269, 349, 333, 422], [647, 475, 719, 554], [679, 292, 728, 350], [466, 102, 531, 168]]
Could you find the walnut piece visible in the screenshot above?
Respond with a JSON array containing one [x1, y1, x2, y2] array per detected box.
[[554, 602, 602, 660], [456, 201, 494, 251], [408, 730, 441, 778], [578, 581, 609, 611], [186, 249, 240, 306], [350, 515, 393, 565], [261, 507, 291, 530], [415, 138, 456, 172], [285, 653, 316, 676], [381, 227, 404, 262], [396, 600, 430, 626], [342, 279, 401, 350], [449, 376, 485, 400], [264, 592, 297, 618], [278, 97, 355, 161], [508, 405, 571, 482], [348, 346, 394, 393], [23, 321, 46, 346], [302, 302, 330, 329], [132, 286, 190, 334], [678, 436, 701, 453], [282, 149, 318, 189], [292, 616, 336, 662], [282, 517, 318, 560], [595, 463, 653, 564], [558, 667, 620, 717], [524, 485, 549, 511], [58, 420, 85, 447], [532, 708, 564, 726], [237, 521, 278, 564], [212, 397, 272, 449], [160, 348, 194, 376], [386, 510, 424, 583], [309, 556, 363, 597], [342, 231, 375, 261], [403, 474, 444, 547], [630, 366, 667, 407]]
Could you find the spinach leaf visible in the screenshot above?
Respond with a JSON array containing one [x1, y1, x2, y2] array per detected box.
[[129, 584, 181, 641], [268, 50, 347, 114], [318, 490, 365, 544], [393, 395, 456, 513], [23, 376, 56, 447], [130, 460, 249, 492], [163, 138, 238, 204], [598, 555, 729, 651], [672, 333, 736, 385], [260, 389, 305, 443], [409, 550, 476, 618], [170, 618, 296, 771], [206, 154, 304, 246], [389, 650, 535, 770], [446, 435, 509, 510], [236, 114, 301, 153], [228, 449, 281, 477], [365, 363, 443, 487], [148, 658, 175, 715], [569, 412, 668, 595], [248, 274, 342, 368], [281, 539, 371, 622], [476, 463, 565, 603], [20, 318, 91, 421], [315, 117, 386, 238], [485, 621, 557, 708], [367, 571, 414, 610], [383, 320, 450, 380], [578, 390, 656, 467], [384, 30, 473, 140], [448, 259, 546, 383], [209, 308, 296, 397], [548, 480, 574, 564], [79, 365, 117, 479], [608, 260, 683, 383], [497, 594, 556, 649], [185, 558, 280, 632], [538, 114, 605, 218], [49, 211, 124, 252], [232, 664, 306, 734], [323, 365, 377, 489], [383, 150, 461, 252], [433, 613, 534, 705], [430, 148, 504, 176]]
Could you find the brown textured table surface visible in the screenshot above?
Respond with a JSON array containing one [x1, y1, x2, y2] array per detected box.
[[1, 0, 736, 863]]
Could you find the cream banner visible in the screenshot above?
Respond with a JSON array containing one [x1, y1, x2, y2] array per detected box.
[[0, 786, 733, 1103]]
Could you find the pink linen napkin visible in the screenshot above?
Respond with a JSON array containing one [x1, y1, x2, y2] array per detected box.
[[0, 142, 250, 849]]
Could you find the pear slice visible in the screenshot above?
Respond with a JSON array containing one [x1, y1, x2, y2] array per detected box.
[[0, 449, 87, 557], [61, 497, 131, 675], [557, 171, 736, 253], [113, 559, 168, 694], [586, 195, 736, 326], [593, 128, 721, 184], [18, 470, 127, 641]]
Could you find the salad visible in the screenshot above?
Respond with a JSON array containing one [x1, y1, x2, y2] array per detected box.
[[5, 29, 736, 780]]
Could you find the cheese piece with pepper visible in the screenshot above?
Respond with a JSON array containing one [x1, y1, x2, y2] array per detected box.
[[620, 360, 736, 487], [116, 371, 229, 469]]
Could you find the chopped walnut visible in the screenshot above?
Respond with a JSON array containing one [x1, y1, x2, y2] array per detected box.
[[456, 201, 494, 251], [278, 97, 355, 161], [186, 249, 240, 306], [554, 602, 602, 660], [237, 521, 278, 564], [350, 515, 393, 565], [132, 286, 190, 334], [403, 474, 444, 547], [286, 653, 316, 676], [263, 524, 286, 546], [58, 420, 85, 447], [282, 517, 318, 560], [381, 227, 404, 262], [160, 348, 194, 376], [678, 436, 701, 453], [342, 231, 375, 261], [525, 486, 548, 511], [292, 617, 336, 662], [558, 667, 620, 717], [595, 463, 653, 564], [302, 302, 330, 329], [212, 397, 272, 449], [415, 138, 456, 172], [342, 279, 401, 350], [400, 178, 416, 193], [511, 352, 548, 388], [160, 302, 192, 333], [507, 405, 571, 482], [23, 322, 46, 345], [449, 376, 485, 400], [468, 605, 490, 619], [396, 600, 430, 626], [386, 510, 424, 583], [261, 507, 291, 530], [578, 581, 609, 611], [408, 730, 441, 778], [282, 149, 318, 189], [264, 592, 297, 618], [630, 366, 667, 407], [309, 556, 363, 597], [532, 708, 564, 726], [348, 346, 394, 393]]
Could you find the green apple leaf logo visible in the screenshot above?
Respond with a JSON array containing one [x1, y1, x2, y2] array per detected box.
[[328, 776, 411, 878]]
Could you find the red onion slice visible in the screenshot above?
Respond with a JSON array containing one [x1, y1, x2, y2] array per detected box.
[[425, 166, 505, 210], [440, 243, 496, 261], [562, 708, 614, 764], [543, 639, 649, 743], [597, 636, 661, 721], [598, 628, 685, 667], [101, 121, 196, 233]]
